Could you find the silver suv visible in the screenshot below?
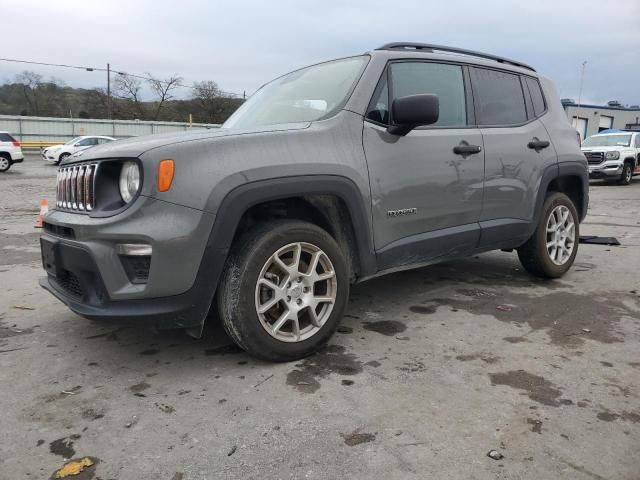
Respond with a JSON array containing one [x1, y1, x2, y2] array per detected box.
[[40, 43, 588, 361]]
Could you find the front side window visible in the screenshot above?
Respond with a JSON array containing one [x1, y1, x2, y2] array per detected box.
[[472, 68, 527, 126], [76, 138, 97, 146], [389, 62, 467, 127], [223, 56, 369, 129]]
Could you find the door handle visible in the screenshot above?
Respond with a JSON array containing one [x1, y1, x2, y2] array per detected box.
[[453, 140, 482, 158], [528, 137, 550, 152]]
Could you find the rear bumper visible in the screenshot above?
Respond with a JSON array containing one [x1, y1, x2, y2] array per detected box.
[[11, 152, 24, 162]]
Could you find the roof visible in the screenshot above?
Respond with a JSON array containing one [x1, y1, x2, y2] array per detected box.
[[562, 100, 640, 112]]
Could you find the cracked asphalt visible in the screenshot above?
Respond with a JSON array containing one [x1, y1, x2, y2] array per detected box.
[[1, 156, 639, 479]]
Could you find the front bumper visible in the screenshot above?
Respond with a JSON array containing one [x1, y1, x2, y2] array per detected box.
[[39, 196, 224, 329], [42, 152, 58, 162], [588, 162, 623, 179]]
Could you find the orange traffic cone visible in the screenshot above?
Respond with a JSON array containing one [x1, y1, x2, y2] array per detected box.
[[35, 199, 49, 228]]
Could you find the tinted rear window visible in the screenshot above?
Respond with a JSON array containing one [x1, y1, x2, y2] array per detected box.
[[0, 133, 15, 142], [472, 68, 527, 126], [525, 77, 546, 116]]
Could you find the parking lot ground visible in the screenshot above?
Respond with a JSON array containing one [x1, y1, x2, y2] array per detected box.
[[1, 155, 639, 479]]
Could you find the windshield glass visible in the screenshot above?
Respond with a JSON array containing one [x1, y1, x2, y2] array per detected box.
[[223, 56, 368, 129], [582, 134, 632, 147], [65, 136, 83, 145]]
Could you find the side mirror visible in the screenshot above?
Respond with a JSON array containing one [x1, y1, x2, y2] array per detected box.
[[387, 94, 439, 136]]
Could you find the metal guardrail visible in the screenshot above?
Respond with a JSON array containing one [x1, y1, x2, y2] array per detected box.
[[20, 141, 58, 151]]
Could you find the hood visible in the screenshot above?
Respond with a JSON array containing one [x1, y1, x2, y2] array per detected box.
[[581, 145, 629, 152], [62, 123, 311, 164]]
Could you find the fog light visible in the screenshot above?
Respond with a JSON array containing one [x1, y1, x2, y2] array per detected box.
[[116, 243, 152, 256]]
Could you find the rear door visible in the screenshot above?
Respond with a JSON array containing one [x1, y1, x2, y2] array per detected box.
[[363, 61, 485, 269], [469, 67, 557, 248]]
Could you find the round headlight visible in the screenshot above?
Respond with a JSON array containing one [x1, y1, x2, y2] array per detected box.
[[119, 161, 140, 203]]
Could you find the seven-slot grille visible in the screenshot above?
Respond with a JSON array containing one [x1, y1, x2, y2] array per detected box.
[[55, 164, 98, 211], [584, 151, 604, 165]]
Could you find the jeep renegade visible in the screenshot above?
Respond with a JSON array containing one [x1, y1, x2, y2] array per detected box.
[[39, 43, 589, 361]]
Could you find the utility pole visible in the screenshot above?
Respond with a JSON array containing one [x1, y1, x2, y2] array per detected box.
[[574, 61, 587, 138], [577, 61, 587, 108], [107, 63, 111, 120]]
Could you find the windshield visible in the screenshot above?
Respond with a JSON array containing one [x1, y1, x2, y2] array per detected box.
[[223, 56, 369, 129], [64, 136, 83, 145], [582, 134, 632, 147]]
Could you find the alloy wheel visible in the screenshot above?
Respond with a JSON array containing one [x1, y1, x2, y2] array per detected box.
[[255, 242, 337, 342], [546, 205, 576, 265], [0, 157, 9, 171]]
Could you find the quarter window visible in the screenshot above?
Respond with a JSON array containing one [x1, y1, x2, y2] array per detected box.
[[472, 68, 527, 126], [366, 79, 389, 125], [389, 62, 467, 127], [525, 77, 546, 117]]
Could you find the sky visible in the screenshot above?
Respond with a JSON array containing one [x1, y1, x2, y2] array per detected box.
[[1, 0, 639, 106]]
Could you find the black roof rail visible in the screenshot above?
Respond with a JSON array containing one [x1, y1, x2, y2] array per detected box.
[[376, 42, 536, 72]]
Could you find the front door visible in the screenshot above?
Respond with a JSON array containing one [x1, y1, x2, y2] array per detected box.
[[363, 61, 485, 270]]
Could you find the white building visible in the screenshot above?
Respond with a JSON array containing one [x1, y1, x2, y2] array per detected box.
[[562, 100, 640, 140]]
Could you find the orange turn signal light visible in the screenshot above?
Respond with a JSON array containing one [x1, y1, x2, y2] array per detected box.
[[157, 159, 175, 192]]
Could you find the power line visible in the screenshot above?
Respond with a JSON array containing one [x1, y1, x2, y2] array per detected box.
[[0, 57, 241, 97]]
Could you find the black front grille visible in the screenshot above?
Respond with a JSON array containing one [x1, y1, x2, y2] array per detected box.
[[56, 271, 84, 299], [584, 152, 604, 165], [120, 256, 151, 284]]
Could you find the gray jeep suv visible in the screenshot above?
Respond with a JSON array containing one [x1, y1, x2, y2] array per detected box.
[[40, 43, 588, 361]]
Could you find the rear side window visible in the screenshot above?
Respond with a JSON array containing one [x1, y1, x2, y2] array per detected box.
[[525, 77, 546, 117], [471, 68, 527, 126], [0, 133, 15, 142], [389, 62, 467, 127], [635, 135, 640, 148]]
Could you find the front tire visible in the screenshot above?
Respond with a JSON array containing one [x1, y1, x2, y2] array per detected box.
[[618, 162, 633, 185], [57, 152, 70, 165], [517, 192, 579, 278], [217, 220, 349, 362]]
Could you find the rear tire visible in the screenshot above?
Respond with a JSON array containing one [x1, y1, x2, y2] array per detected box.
[[0, 154, 11, 172], [517, 192, 579, 278], [217, 220, 349, 362], [618, 162, 633, 185]]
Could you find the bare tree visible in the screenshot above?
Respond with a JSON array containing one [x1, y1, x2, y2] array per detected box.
[[193, 80, 235, 123], [113, 73, 145, 119], [15, 71, 43, 115], [147, 74, 183, 120]]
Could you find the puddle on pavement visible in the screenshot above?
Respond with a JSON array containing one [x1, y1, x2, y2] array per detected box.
[[362, 320, 407, 336], [489, 370, 565, 407], [286, 344, 362, 394], [419, 289, 638, 347]]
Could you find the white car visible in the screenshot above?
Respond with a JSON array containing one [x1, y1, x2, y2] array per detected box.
[[582, 131, 640, 185], [0, 131, 24, 172], [42, 135, 116, 164]]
